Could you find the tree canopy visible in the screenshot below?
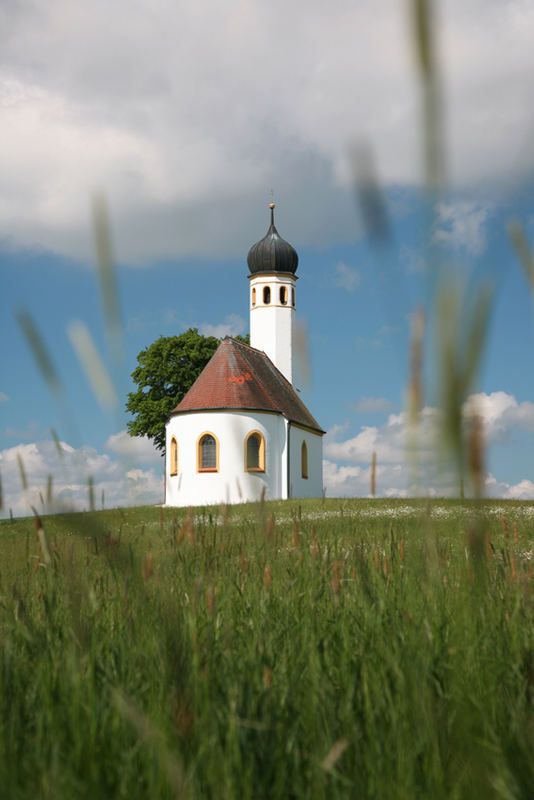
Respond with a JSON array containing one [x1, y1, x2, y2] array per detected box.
[[126, 328, 248, 451]]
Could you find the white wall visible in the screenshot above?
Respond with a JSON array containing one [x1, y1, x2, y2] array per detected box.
[[288, 426, 323, 499], [249, 273, 296, 384], [165, 410, 288, 507]]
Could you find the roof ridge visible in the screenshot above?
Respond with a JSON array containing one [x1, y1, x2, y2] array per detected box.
[[223, 336, 263, 354]]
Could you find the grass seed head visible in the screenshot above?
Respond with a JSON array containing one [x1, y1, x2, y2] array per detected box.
[[264, 563, 271, 592], [34, 514, 51, 565], [265, 513, 275, 540], [331, 561, 340, 595], [206, 585, 215, 613], [511, 555, 518, 582], [467, 411, 484, 498], [408, 308, 425, 422], [142, 553, 154, 581]]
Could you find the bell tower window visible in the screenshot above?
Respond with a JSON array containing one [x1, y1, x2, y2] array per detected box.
[[252, 287, 256, 306], [292, 287, 295, 307], [263, 286, 271, 305], [280, 286, 287, 305]]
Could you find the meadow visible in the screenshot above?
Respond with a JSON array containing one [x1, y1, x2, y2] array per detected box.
[[2, 497, 534, 799]]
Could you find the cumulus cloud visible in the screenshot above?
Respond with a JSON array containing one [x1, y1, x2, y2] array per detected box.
[[484, 474, 534, 501], [503, 480, 534, 500], [324, 391, 534, 498], [324, 406, 440, 465], [104, 430, 162, 462], [323, 458, 408, 498], [199, 314, 246, 339], [1, 0, 533, 262], [0, 439, 162, 519], [463, 391, 534, 441]]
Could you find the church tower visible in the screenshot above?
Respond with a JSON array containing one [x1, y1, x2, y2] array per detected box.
[[247, 203, 298, 385]]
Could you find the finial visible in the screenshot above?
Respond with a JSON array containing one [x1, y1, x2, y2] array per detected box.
[[269, 191, 275, 225]]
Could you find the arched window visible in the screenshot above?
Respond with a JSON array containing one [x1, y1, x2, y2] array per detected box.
[[170, 437, 178, 475], [280, 286, 287, 305], [291, 287, 295, 307], [252, 287, 256, 307], [245, 431, 265, 472], [197, 432, 219, 472], [263, 286, 271, 305], [301, 441, 308, 479]]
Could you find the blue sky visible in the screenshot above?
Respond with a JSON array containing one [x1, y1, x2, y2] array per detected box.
[[2, 0, 534, 516]]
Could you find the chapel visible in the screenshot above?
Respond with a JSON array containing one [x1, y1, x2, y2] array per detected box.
[[164, 204, 324, 507]]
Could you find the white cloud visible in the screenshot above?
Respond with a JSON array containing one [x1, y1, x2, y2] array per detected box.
[[324, 391, 534, 497], [324, 406, 440, 464], [0, 439, 162, 518], [1, 1, 533, 262], [333, 262, 360, 292], [323, 459, 409, 498], [199, 314, 246, 339], [433, 202, 491, 254], [0, 392, 9, 402], [463, 391, 534, 441], [104, 430, 162, 463], [327, 391, 534, 467], [484, 473, 534, 501], [354, 396, 393, 413], [503, 479, 534, 500]]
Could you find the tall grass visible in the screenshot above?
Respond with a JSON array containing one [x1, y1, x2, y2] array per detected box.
[[2, 499, 534, 798], [3, 1, 534, 796]]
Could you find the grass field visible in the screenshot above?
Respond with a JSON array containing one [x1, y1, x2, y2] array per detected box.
[[1, 497, 534, 798]]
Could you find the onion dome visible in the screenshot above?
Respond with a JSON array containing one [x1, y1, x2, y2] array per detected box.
[[247, 203, 299, 274]]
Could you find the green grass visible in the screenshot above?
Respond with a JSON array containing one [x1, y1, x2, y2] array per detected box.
[[2, 498, 534, 798]]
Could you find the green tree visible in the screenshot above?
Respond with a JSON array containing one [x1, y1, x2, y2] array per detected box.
[[126, 328, 248, 451]]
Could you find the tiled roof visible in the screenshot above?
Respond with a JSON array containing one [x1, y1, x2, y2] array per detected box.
[[170, 338, 324, 434]]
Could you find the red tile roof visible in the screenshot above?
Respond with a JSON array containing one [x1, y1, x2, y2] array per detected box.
[[170, 337, 324, 434]]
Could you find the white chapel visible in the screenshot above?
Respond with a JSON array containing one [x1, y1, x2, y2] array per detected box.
[[164, 204, 324, 507]]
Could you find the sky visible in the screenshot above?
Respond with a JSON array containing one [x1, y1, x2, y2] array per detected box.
[[2, 0, 534, 517]]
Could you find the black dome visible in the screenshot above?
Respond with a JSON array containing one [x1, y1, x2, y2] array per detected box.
[[247, 204, 298, 275]]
